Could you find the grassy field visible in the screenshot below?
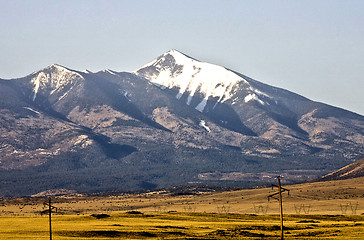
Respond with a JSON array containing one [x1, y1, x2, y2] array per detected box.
[[0, 212, 363, 239], [0, 177, 363, 239]]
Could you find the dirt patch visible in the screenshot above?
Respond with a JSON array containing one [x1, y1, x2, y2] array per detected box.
[[90, 213, 110, 219]]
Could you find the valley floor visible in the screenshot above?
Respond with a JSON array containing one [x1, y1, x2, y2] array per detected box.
[[0, 213, 363, 239], [0, 177, 363, 239]]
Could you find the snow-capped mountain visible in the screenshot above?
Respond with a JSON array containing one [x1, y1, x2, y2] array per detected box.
[[0, 49, 363, 196], [136, 49, 250, 112], [135, 50, 364, 142], [29, 64, 85, 102], [135, 49, 275, 112]]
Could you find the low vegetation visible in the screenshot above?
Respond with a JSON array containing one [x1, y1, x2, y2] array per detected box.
[[0, 212, 363, 239], [0, 177, 363, 239]]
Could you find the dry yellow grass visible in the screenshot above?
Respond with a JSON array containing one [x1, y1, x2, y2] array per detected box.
[[0, 212, 363, 239], [2, 177, 363, 216], [0, 177, 363, 239]]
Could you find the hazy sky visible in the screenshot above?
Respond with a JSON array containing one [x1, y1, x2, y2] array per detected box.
[[1, 0, 363, 115]]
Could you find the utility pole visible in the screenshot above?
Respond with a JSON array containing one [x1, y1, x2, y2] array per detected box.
[[277, 176, 284, 240], [268, 176, 289, 240], [49, 197, 52, 240], [44, 197, 57, 240]]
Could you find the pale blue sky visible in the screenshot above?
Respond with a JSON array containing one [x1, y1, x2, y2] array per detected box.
[[1, 0, 363, 115]]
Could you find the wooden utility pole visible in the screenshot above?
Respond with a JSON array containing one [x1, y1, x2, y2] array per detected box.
[[48, 197, 52, 240], [277, 176, 284, 240], [268, 176, 289, 240], [44, 197, 57, 240]]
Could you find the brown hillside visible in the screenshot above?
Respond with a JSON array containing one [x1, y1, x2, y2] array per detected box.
[[321, 158, 364, 181]]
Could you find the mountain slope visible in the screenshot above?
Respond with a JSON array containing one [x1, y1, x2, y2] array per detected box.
[[135, 49, 364, 161], [0, 50, 363, 196], [321, 158, 364, 181], [0, 77, 137, 170]]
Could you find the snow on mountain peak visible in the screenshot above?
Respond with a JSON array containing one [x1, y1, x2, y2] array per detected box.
[[30, 64, 84, 101], [136, 50, 269, 112], [101, 69, 119, 76]]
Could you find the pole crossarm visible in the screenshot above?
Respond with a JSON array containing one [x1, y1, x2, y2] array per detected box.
[[271, 184, 290, 193], [43, 202, 58, 211], [268, 185, 290, 202]]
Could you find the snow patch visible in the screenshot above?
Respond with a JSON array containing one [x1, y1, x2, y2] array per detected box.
[[58, 90, 69, 101], [250, 87, 271, 98], [199, 120, 211, 132], [231, 97, 239, 105], [122, 90, 131, 101], [74, 135, 93, 148], [195, 99, 207, 112], [104, 69, 118, 76], [244, 93, 265, 105], [23, 107, 40, 115], [32, 72, 46, 101], [176, 92, 183, 100], [186, 94, 193, 105]]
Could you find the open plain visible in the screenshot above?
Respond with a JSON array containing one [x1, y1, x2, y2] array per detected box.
[[1, 177, 363, 239]]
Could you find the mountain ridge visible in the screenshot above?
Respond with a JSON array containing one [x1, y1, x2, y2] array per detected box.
[[0, 49, 363, 196]]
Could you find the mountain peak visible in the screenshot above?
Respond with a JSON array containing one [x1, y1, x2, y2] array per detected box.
[[135, 50, 253, 112], [50, 63, 65, 68], [166, 48, 183, 54], [43, 64, 71, 72], [163, 49, 200, 64], [99, 69, 119, 76], [29, 64, 84, 101], [28, 64, 81, 78], [164, 49, 191, 58]]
